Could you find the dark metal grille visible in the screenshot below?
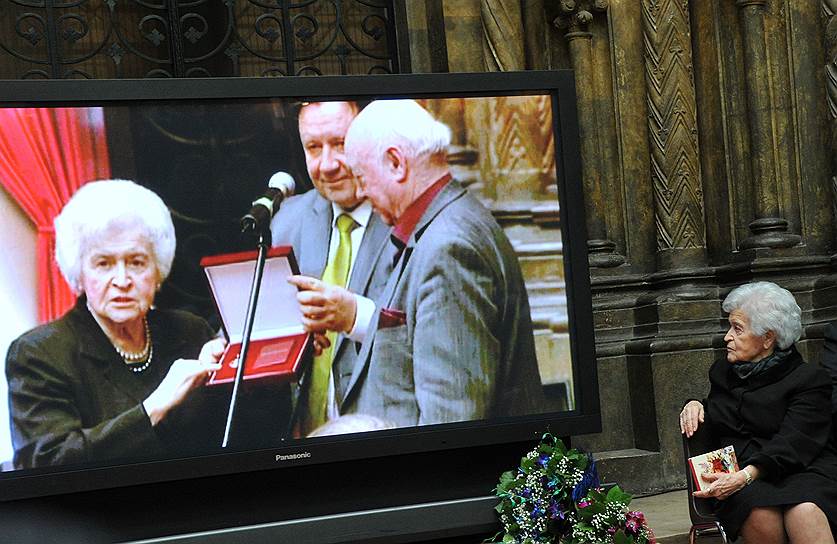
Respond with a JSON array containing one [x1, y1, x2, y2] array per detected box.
[[0, 0, 401, 78]]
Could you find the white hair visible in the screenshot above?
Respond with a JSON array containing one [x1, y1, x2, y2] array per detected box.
[[344, 99, 451, 168], [54, 180, 176, 293], [722, 281, 802, 349]]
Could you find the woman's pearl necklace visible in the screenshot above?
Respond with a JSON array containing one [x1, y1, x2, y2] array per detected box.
[[114, 317, 153, 373]]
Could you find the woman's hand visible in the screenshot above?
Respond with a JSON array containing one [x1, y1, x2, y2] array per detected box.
[[143, 357, 222, 426], [693, 470, 748, 500], [680, 400, 704, 437]]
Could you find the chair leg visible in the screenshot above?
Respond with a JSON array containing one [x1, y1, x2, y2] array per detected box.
[[715, 521, 728, 544], [689, 526, 697, 544]]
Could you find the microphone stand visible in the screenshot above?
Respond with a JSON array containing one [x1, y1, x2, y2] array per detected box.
[[222, 226, 271, 448]]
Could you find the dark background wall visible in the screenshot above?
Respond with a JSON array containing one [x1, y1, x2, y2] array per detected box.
[[1, 0, 835, 498]]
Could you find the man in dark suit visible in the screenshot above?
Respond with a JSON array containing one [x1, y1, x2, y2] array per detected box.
[[338, 99, 545, 427], [270, 101, 392, 436]]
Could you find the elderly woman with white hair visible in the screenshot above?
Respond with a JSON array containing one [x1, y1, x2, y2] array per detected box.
[[680, 281, 837, 543], [5, 179, 230, 469]]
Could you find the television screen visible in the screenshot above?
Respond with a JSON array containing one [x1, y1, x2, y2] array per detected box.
[[0, 72, 598, 510]]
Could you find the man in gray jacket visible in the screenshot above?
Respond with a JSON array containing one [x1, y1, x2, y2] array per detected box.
[[337, 99, 545, 427]]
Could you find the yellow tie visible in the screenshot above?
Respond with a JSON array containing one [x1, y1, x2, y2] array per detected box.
[[302, 213, 358, 435]]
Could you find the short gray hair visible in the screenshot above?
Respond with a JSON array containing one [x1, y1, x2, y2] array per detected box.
[[344, 99, 451, 168], [722, 281, 802, 349], [54, 180, 176, 293]]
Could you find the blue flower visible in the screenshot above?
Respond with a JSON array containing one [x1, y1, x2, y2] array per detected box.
[[547, 500, 565, 520], [537, 453, 550, 467], [571, 455, 600, 502], [521, 487, 532, 499], [531, 505, 544, 519]]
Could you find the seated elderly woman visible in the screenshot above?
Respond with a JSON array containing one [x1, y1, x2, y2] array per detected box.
[[680, 281, 837, 543], [6, 180, 254, 469]]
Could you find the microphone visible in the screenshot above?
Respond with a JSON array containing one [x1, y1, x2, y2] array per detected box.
[[240, 172, 296, 233]]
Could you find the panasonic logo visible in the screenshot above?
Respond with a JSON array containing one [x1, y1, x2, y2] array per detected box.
[[275, 452, 312, 462]]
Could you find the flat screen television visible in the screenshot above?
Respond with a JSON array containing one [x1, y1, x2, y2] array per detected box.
[[0, 71, 598, 541]]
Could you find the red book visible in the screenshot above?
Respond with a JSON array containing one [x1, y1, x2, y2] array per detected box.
[[201, 246, 311, 386]]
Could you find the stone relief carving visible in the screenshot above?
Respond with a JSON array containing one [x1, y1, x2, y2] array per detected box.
[[641, 0, 707, 257]]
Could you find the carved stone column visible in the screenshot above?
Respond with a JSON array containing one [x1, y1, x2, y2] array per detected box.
[[641, 0, 707, 269], [522, 0, 549, 70], [826, 0, 837, 230], [735, 0, 800, 249], [476, 95, 557, 202], [480, 0, 525, 71], [554, 0, 625, 268]]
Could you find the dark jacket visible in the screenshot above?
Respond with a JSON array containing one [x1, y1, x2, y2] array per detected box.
[[6, 298, 286, 470], [821, 322, 837, 416], [703, 347, 837, 537]]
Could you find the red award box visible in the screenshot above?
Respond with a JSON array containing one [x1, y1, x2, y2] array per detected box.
[[200, 246, 311, 385]]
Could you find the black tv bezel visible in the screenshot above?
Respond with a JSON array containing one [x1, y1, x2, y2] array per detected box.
[[0, 70, 599, 504]]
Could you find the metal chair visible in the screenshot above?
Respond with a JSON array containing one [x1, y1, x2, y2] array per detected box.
[[682, 423, 729, 544]]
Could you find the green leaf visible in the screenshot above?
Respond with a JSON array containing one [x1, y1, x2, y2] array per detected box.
[[613, 530, 630, 544], [606, 484, 632, 504], [502, 534, 516, 543], [587, 502, 606, 515]]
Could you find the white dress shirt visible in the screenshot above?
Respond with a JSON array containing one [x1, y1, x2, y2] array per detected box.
[[326, 200, 376, 420]]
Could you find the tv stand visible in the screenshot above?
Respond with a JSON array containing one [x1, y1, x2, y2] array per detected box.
[[0, 440, 537, 543], [127, 496, 499, 544]]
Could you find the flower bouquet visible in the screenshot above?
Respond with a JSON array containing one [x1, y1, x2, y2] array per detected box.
[[490, 434, 655, 544]]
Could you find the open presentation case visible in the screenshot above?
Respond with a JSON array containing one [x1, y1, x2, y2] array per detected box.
[[200, 245, 311, 386]]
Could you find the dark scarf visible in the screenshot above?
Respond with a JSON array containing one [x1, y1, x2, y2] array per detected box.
[[731, 346, 792, 380]]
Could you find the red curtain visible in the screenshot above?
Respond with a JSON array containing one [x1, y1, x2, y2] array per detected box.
[[0, 107, 111, 323]]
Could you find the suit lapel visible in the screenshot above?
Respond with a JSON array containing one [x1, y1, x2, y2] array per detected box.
[[331, 214, 391, 360], [339, 245, 406, 407], [300, 194, 332, 278], [347, 213, 390, 295], [338, 179, 467, 408], [409, 180, 466, 247]]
